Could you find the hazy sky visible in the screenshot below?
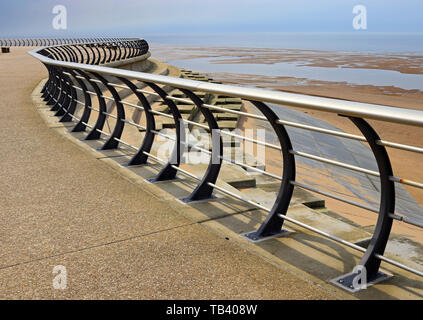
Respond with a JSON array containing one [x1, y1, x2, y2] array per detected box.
[[0, 0, 422, 37]]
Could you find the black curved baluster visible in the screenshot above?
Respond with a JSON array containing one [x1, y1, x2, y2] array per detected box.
[[117, 77, 157, 166], [333, 116, 395, 290], [244, 101, 296, 242], [77, 70, 107, 140], [67, 69, 93, 132], [179, 89, 223, 202], [147, 83, 185, 182], [90, 72, 126, 150]]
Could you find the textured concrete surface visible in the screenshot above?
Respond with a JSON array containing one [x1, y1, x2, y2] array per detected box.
[[0, 48, 338, 299]]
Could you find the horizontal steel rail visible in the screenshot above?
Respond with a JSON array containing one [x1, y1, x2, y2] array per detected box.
[[28, 38, 423, 292]]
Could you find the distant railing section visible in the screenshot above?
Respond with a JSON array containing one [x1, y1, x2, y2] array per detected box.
[[1, 38, 134, 46], [0, 38, 149, 65], [28, 39, 423, 292]]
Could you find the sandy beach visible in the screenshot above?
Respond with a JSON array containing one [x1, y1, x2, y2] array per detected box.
[[150, 45, 423, 74]]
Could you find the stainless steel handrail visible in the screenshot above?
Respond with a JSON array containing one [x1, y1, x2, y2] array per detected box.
[[29, 48, 423, 126]]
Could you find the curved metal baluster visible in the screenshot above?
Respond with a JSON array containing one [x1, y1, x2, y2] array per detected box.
[[42, 64, 55, 99], [57, 46, 69, 61], [60, 45, 72, 62], [40, 63, 52, 96], [67, 69, 93, 132], [147, 82, 185, 182], [62, 45, 75, 62], [94, 45, 102, 65], [44, 47, 58, 60], [117, 77, 156, 165], [121, 42, 127, 60], [80, 45, 90, 64], [90, 72, 126, 150], [133, 41, 139, 57], [106, 44, 112, 63], [46, 67, 61, 106], [54, 47, 67, 61], [87, 45, 96, 65], [110, 43, 117, 62], [135, 40, 141, 56], [123, 42, 131, 59], [77, 70, 107, 140], [70, 45, 83, 63], [127, 41, 132, 58], [65, 45, 78, 62], [333, 116, 395, 288], [116, 43, 123, 61], [50, 46, 66, 62], [179, 88, 223, 202], [53, 69, 70, 116], [100, 44, 107, 64], [59, 70, 78, 122], [244, 100, 296, 241]]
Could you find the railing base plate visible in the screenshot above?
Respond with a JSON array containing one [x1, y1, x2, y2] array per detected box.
[[330, 270, 392, 293], [242, 229, 293, 243]]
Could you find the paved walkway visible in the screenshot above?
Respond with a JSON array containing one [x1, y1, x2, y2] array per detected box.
[[0, 48, 337, 299]]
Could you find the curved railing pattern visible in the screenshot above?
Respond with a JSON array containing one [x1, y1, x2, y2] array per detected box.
[[0, 38, 136, 47], [1, 38, 149, 66], [25, 38, 423, 292]]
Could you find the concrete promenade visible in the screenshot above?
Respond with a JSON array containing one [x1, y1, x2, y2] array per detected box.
[[0, 48, 337, 299]]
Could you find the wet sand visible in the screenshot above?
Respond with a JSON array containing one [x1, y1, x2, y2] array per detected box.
[[150, 44, 423, 74]]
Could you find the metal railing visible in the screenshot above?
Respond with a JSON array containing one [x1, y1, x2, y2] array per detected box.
[[0, 38, 135, 47], [1, 38, 149, 66], [27, 39, 423, 292]]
